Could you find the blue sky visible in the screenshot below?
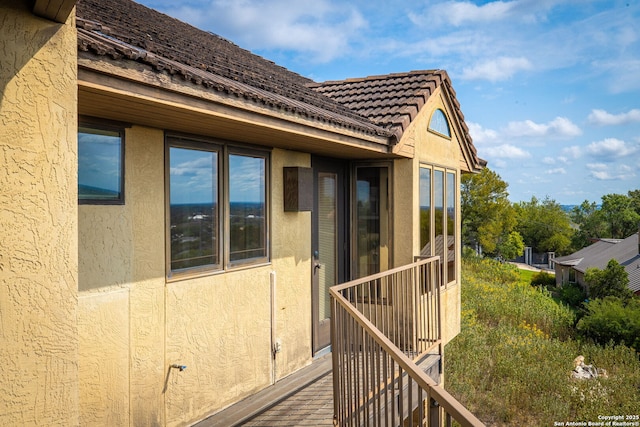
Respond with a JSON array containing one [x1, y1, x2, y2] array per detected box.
[[137, 0, 640, 205]]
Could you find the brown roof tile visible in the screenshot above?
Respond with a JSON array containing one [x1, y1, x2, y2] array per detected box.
[[75, 0, 392, 139], [310, 71, 480, 168], [75, 0, 481, 168]]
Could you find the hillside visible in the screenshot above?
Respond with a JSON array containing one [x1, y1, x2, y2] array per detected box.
[[445, 257, 640, 426]]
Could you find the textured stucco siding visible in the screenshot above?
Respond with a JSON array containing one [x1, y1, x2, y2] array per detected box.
[[0, 3, 79, 425], [78, 122, 312, 425], [394, 86, 464, 345]]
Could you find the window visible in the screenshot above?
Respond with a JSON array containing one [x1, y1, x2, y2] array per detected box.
[[419, 168, 431, 255], [228, 152, 267, 262], [354, 165, 390, 279], [167, 136, 269, 277], [419, 164, 458, 285], [78, 126, 124, 203], [428, 109, 451, 138]]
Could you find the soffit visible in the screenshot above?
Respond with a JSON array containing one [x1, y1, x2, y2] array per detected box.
[[78, 66, 395, 160], [33, 0, 76, 23]]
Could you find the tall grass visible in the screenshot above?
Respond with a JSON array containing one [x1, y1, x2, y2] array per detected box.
[[445, 257, 640, 426]]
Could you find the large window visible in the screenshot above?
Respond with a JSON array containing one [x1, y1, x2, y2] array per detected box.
[[419, 164, 457, 285], [78, 125, 124, 204], [167, 136, 269, 278]]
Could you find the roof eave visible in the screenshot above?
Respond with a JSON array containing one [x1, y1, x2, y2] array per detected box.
[[33, 0, 76, 23]]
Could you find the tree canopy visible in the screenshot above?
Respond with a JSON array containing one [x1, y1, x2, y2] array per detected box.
[[461, 168, 521, 258], [584, 259, 632, 301], [571, 191, 640, 247], [514, 196, 573, 255]]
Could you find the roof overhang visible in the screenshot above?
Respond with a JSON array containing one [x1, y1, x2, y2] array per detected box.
[[439, 83, 483, 173], [33, 0, 76, 23], [78, 57, 397, 160]]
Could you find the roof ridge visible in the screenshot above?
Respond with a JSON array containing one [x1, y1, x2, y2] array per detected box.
[[309, 69, 446, 87]]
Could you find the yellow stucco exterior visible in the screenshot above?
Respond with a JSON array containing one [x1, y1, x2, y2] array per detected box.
[[393, 87, 465, 345], [0, 3, 79, 426], [2, 3, 477, 425], [77, 124, 312, 425]]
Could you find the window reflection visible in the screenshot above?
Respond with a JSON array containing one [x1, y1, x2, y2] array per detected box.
[[419, 167, 431, 256], [169, 147, 218, 271], [78, 127, 123, 202], [355, 166, 389, 279], [229, 154, 266, 262], [447, 172, 456, 283]]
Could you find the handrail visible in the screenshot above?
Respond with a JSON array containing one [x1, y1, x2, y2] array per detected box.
[[330, 256, 485, 427]]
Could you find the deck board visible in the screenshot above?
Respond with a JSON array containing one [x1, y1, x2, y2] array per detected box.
[[194, 354, 333, 427]]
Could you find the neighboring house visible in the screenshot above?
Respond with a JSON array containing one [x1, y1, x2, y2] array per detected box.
[[1, 0, 483, 426], [553, 230, 640, 295]]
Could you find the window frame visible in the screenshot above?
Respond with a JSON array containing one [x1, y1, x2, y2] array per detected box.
[[225, 145, 271, 269], [78, 120, 126, 205], [427, 108, 452, 139], [165, 134, 270, 280], [419, 163, 458, 287]]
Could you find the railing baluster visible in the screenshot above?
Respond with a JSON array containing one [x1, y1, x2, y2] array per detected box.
[[330, 257, 484, 427]]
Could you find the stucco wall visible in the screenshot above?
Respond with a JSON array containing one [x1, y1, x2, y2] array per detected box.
[[78, 122, 312, 425], [393, 86, 464, 345], [0, 3, 79, 425]]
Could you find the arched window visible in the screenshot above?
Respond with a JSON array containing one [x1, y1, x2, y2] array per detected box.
[[429, 109, 451, 138]]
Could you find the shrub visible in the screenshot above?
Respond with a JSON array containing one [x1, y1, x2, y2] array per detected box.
[[530, 271, 556, 288], [556, 282, 587, 308], [577, 296, 640, 348]]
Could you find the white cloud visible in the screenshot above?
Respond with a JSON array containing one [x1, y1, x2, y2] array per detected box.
[[545, 168, 567, 175], [483, 144, 531, 159], [504, 116, 581, 138], [428, 1, 516, 26], [544, 156, 570, 165], [167, 0, 367, 63], [461, 56, 532, 81], [587, 164, 635, 181], [467, 121, 498, 144], [586, 138, 639, 160], [562, 146, 582, 159], [411, 0, 554, 27], [587, 109, 640, 126]]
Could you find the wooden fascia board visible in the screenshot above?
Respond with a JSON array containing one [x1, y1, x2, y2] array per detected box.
[[440, 85, 479, 173], [77, 63, 396, 158], [33, 0, 76, 23]]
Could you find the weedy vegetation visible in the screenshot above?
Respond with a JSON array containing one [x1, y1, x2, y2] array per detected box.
[[445, 256, 640, 426]]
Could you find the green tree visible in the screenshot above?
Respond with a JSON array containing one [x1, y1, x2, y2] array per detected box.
[[497, 231, 525, 260], [584, 259, 632, 300], [514, 196, 573, 254], [461, 168, 519, 258], [570, 200, 607, 249], [628, 189, 640, 216], [600, 193, 640, 239]]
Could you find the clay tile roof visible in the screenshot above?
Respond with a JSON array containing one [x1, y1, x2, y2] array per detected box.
[[310, 71, 481, 167], [75, 0, 393, 140]]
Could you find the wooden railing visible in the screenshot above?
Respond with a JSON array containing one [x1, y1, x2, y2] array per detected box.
[[330, 256, 485, 427]]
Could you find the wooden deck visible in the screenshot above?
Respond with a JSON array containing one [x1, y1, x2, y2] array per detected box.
[[194, 354, 334, 427]]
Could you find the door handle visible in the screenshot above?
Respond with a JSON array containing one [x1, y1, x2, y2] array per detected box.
[[314, 262, 322, 273]]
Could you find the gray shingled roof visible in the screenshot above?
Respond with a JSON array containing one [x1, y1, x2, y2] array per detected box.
[[554, 233, 640, 293]]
